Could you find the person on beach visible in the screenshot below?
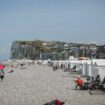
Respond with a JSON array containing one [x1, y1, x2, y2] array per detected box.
[[44, 99, 65, 105], [0, 69, 5, 80], [89, 75, 101, 90], [8, 69, 13, 73], [88, 75, 101, 95], [75, 77, 84, 90], [102, 77, 105, 85], [95, 75, 101, 86]]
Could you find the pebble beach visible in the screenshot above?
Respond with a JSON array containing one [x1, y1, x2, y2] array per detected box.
[[0, 64, 105, 105]]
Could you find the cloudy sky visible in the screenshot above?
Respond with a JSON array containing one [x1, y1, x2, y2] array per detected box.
[[0, 0, 105, 60]]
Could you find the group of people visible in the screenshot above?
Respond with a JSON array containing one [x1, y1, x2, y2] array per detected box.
[[75, 75, 105, 93], [0, 64, 5, 81]]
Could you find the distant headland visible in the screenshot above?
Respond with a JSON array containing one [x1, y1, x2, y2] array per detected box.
[[10, 40, 105, 60]]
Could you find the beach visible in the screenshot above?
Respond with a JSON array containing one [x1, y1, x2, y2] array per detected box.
[[0, 64, 105, 105]]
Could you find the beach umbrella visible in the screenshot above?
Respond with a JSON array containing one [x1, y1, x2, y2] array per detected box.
[[0, 65, 5, 69]]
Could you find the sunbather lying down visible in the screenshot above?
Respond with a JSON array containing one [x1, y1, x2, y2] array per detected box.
[[43, 99, 65, 105], [8, 69, 13, 73]]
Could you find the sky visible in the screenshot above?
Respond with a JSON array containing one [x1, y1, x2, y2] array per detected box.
[[0, 0, 105, 60]]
